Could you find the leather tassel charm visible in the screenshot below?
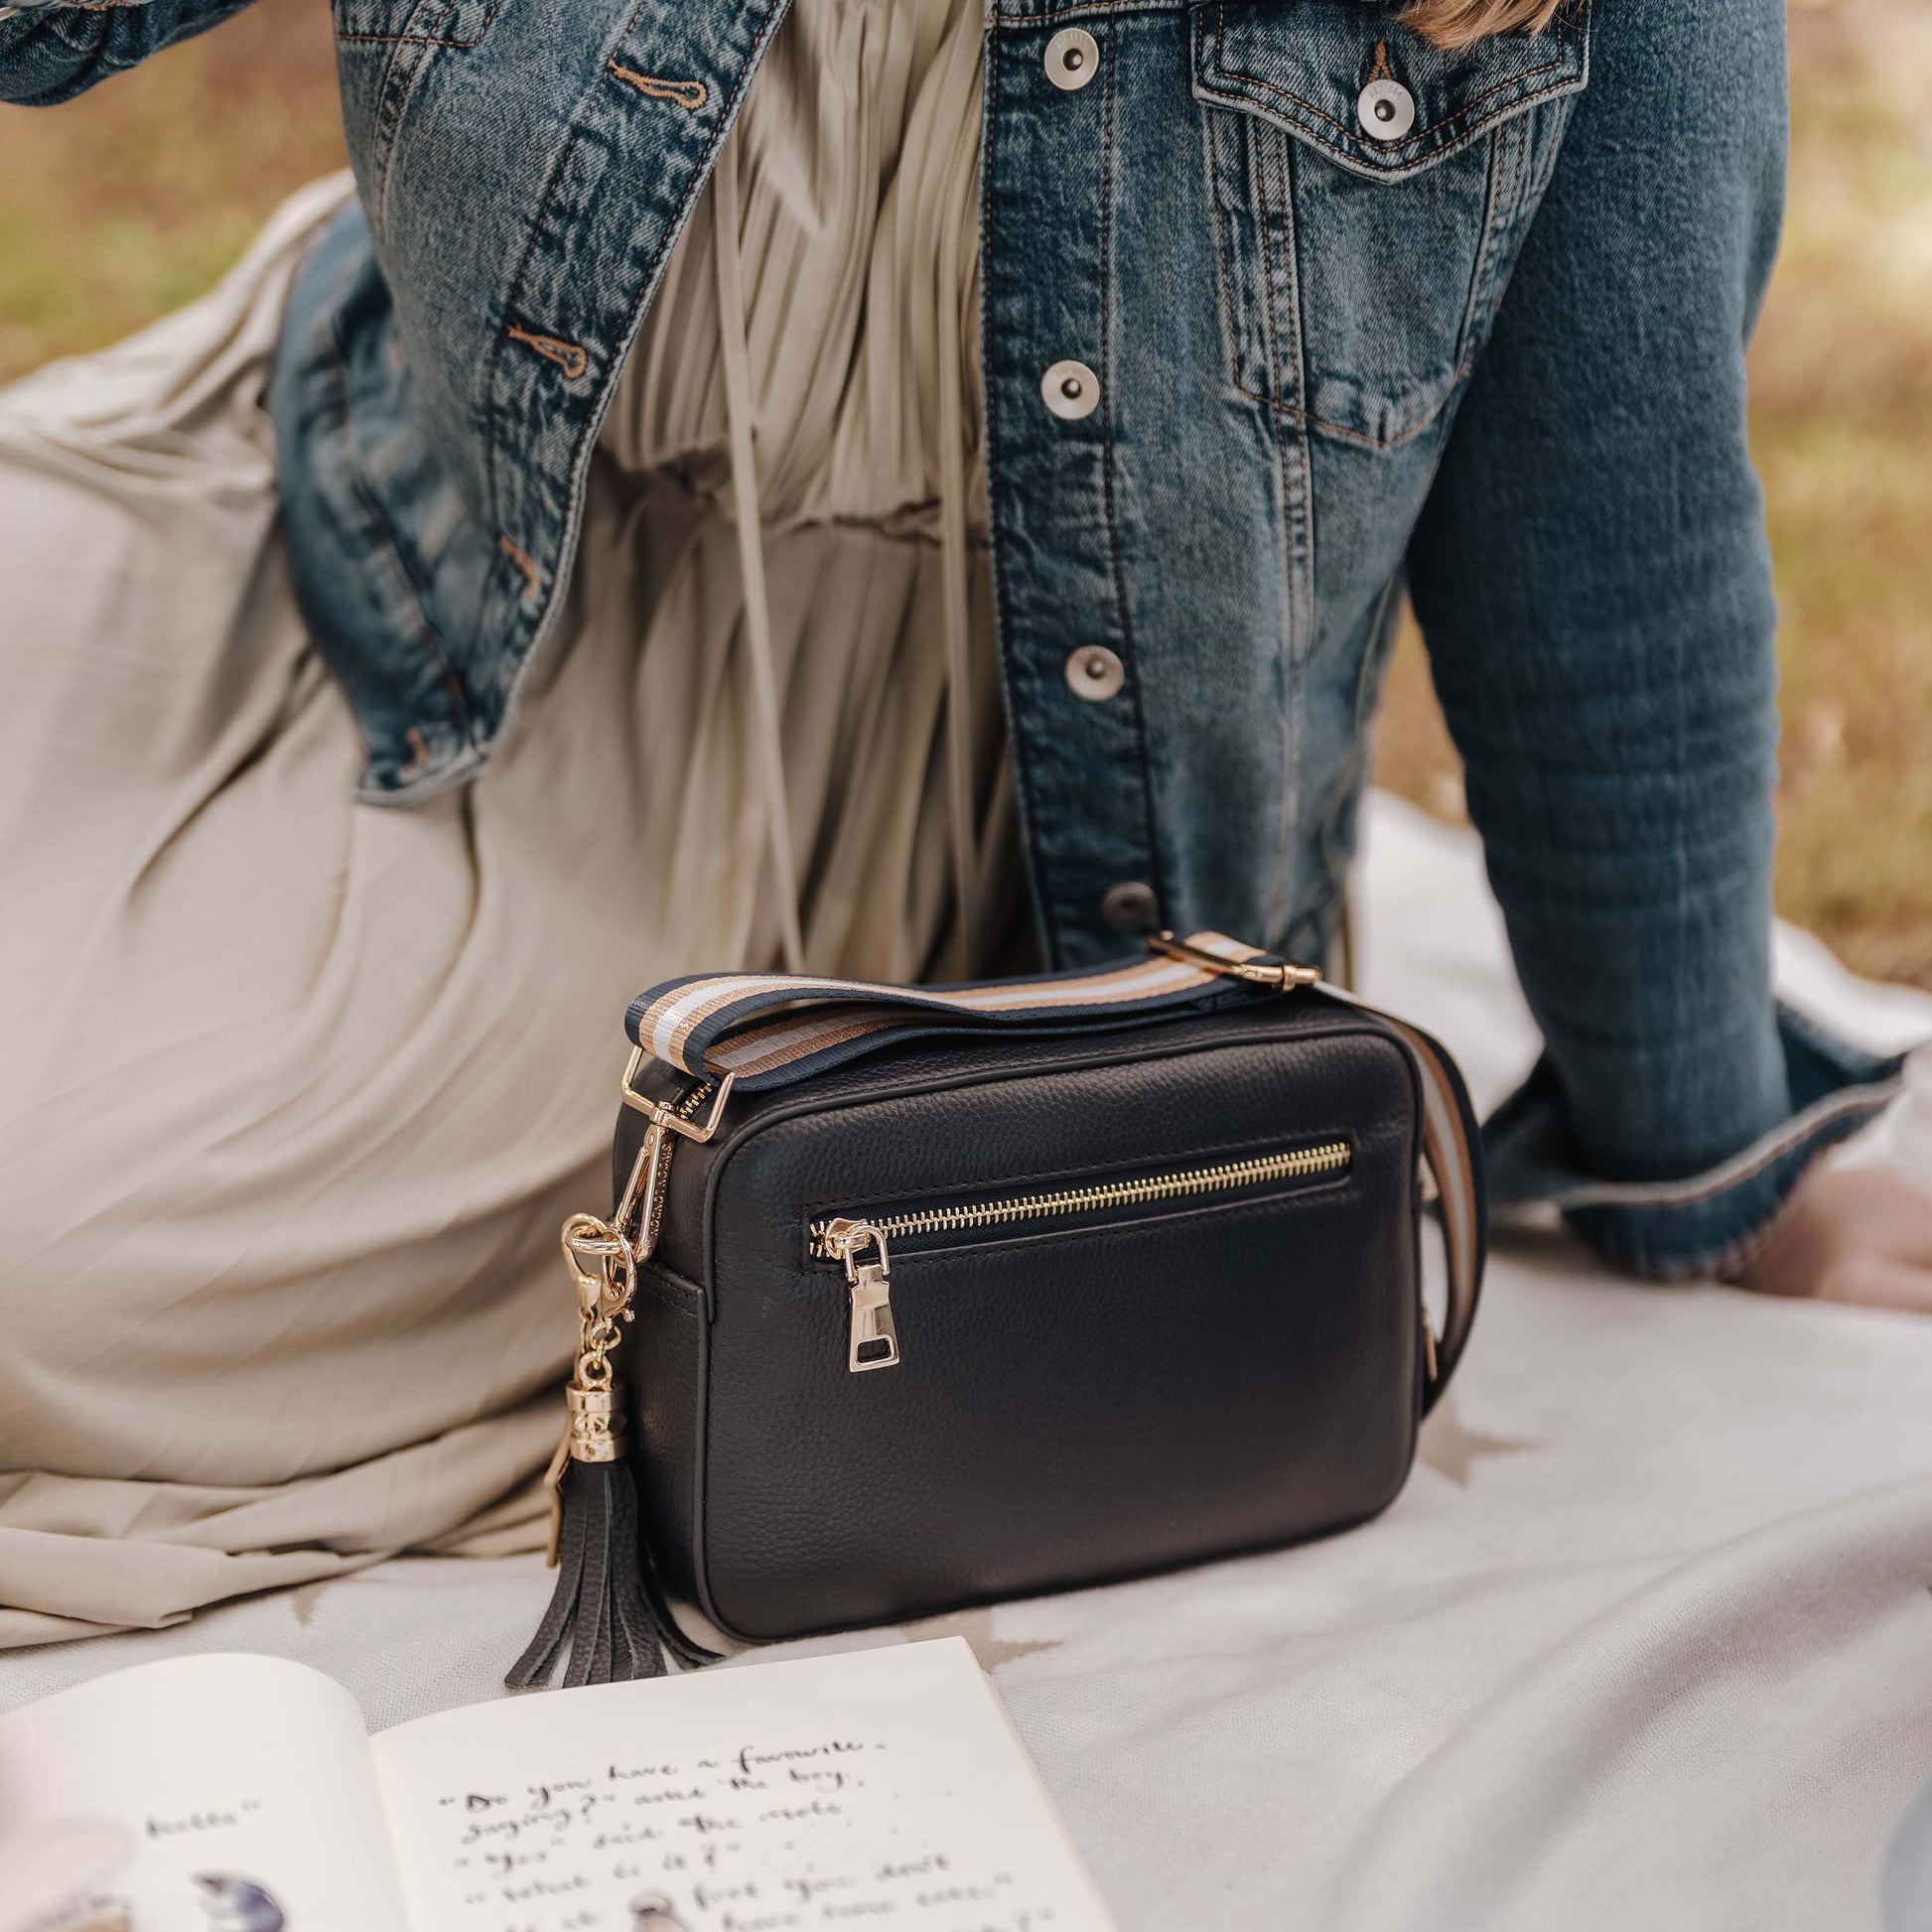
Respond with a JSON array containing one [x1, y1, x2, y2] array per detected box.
[[505, 1209, 717, 1689]]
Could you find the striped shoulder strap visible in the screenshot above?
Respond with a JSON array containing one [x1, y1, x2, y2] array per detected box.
[[625, 932, 1483, 1405]]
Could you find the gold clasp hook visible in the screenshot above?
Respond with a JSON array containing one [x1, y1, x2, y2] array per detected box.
[[561, 1211, 632, 1324], [610, 1057, 736, 1264]]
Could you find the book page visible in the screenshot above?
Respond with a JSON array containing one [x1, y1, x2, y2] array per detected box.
[[373, 1637, 1116, 1932], [0, 1652, 410, 1932]]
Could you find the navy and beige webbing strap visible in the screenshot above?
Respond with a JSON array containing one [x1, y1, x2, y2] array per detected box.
[[623, 930, 1485, 1399]]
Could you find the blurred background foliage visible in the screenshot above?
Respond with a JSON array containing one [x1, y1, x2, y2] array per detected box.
[[2, 0, 1927, 981]]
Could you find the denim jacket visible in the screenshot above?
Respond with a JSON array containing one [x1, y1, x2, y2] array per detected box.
[[2, 0, 1904, 1276]]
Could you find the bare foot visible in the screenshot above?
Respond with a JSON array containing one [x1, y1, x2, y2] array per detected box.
[[1735, 1164, 1932, 1312]]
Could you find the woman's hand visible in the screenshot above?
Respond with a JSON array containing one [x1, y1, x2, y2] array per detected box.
[[1737, 1164, 1932, 1312]]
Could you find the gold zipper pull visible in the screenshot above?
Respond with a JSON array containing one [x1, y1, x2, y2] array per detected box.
[[822, 1218, 901, 1373]]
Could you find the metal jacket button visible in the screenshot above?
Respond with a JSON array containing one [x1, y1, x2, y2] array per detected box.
[[1101, 881, 1160, 932], [1044, 27, 1099, 91], [1357, 76, 1416, 141], [1065, 644, 1125, 701], [1041, 359, 1100, 421]]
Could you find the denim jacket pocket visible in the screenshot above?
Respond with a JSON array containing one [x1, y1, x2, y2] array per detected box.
[[1191, 0, 1588, 448]]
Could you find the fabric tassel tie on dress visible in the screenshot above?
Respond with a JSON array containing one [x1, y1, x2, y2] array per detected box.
[[506, 1199, 718, 1688]]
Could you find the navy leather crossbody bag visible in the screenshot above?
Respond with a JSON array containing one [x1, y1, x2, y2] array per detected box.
[[508, 931, 1484, 1687]]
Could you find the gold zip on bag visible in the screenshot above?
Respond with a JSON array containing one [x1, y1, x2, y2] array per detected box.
[[812, 1139, 1353, 1374]]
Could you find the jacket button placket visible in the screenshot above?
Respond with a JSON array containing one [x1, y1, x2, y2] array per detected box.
[[983, 5, 1164, 964]]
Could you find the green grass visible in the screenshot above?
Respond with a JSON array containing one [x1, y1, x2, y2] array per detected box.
[[0, 207, 265, 367], [1751, 0, 1932, 983], [0, 0, 345, 378], [2, 0, 1927, 983], [1761, 416, 1932, 983]]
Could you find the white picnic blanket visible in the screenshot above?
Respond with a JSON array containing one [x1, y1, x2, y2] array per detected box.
[[6, 793, 1930, 1932]]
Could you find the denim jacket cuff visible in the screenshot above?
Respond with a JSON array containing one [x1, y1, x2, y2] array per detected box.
[[1482, 1006, 1910, 1282]]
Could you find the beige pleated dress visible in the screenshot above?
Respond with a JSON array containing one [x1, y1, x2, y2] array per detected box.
[[0, 0, 1009, 1646]]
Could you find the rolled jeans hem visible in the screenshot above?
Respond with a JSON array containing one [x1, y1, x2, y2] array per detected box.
[[1486, 1008, 1910, 1281]]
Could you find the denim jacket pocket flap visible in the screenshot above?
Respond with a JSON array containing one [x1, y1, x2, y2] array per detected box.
[[1191, 0, 1587, 181]]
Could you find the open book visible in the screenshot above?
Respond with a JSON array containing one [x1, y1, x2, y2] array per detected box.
[[0, 1638, 1117, 1932]]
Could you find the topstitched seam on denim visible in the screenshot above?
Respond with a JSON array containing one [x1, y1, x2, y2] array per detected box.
[[353, 0, 469, 223], [1250, 114, 1289, 555], [1699, 1097, 1876, 1281], [1095, 13, 1171, 915], [480, 0, 691, 529], [1475, 118, 1523, 354], [481, 1, 781, 774], [1270, 122, 1307, 574], [479, 0, 650, 527], [1209, 128, 1245, 386], [1203, 10, 1539, 445], [1259, 119, 1310, 944], [1215, 8, 1571, 132], [997, 1, 1183, 24], [1200, 77, 1564, 180], [1564, 1081, 1904, 1217], [337, 0, 499, 47], [1238, 373, 1465, 451], [1601, 1112, 1865, 1284], [323, 315, 472, 739], [1468, 104, 1532, 350], [1278, 119, 1313, 842], [407, 0, 458, 37], [365, 31, 411, 241], [979, 37, 1058, 964], [1200, 24, 1248, 390], [1517, 88, 1568, 211], [1267, 114, 1519, 452], [340, 0, 472, 48], [366, 15, 445, 245], [1505, 104, 1535, 256], [1634, 1093, 1884, 1281], [1452, 119, 1512, 375]]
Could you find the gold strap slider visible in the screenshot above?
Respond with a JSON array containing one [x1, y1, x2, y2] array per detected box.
[[1148, 930, 1321, 991]]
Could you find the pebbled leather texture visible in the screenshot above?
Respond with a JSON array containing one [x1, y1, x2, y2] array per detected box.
[[624, 1261, 706, 1609], [619, 997, 1428, 1643]]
